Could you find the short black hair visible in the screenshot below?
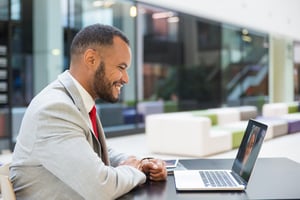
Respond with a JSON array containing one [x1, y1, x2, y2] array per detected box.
[[70, 24, 129, 56]]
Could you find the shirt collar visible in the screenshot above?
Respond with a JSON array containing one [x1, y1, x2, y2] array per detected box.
[[68, 72, 95, 113]]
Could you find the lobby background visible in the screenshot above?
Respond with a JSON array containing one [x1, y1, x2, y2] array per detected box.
[[0, 0, 299, 151]]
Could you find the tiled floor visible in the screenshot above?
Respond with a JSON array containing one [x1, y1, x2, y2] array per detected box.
[[107, 132, 300, 163]]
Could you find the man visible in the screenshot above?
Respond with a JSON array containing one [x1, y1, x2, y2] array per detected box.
[[10, 24, 167, 200]]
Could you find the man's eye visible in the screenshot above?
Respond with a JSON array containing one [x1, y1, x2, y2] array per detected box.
[[118, 66, 126, 70]]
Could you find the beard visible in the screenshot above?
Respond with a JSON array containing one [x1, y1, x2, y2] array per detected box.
[[93, 61, 120, 103]]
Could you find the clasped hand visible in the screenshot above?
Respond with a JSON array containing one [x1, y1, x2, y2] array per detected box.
[[119, 156, 167, 181]]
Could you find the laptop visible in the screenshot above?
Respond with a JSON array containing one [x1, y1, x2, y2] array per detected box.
[[174, 119, 268, 191]]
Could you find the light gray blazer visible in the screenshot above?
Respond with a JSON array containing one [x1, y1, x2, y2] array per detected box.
[[10, 71, 146, 200]]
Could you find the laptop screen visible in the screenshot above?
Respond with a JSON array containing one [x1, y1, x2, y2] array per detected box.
[[232, 119, 267, 182]]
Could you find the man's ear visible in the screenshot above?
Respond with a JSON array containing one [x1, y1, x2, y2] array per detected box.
[[84, 49, 97, 66]]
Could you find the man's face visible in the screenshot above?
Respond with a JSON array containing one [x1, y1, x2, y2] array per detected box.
[[245, 133, 256, 156], [93, 37, 131, 103], [93, 61, 121, 103]]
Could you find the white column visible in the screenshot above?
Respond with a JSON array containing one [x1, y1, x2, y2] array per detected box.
[[269, 35, 294, 102], [121, 4, 137, 103], [136, 6, 144, 101], [33, 0, 63, 94]]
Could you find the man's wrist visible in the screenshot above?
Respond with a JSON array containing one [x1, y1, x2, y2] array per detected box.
[[141, 157, 154, 161], [138, 157, 154, 176]]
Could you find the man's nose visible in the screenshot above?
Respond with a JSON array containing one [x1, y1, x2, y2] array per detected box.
[[122, 70, 129, 84]]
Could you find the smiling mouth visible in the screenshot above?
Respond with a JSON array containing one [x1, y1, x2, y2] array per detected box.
[[115, 83, 123, 93]]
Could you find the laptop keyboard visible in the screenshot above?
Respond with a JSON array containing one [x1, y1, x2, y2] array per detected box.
[[199, 171, 238, 187]]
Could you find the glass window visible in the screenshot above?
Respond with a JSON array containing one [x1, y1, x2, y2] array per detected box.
[[0, 0, 23, 150], [222, 25, 269, 109], [0, 0, 21, 21], [139, 3, 268, 112], [0, 0, 9, 20], [294, 41, 300, 100], [138, 5, 180, 111], [139, 4, 222, 111], [11, 0, 21, 20]]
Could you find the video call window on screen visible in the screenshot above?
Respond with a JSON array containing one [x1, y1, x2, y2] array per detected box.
[[233, 123, 266, 181]]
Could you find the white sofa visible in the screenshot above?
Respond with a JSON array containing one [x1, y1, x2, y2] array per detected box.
[[145, 105, 259, 157], [262, 102, 299, 117], [262, 103, 289, 117], [261, 102, 300, 134], [146, 112, 232, 157]]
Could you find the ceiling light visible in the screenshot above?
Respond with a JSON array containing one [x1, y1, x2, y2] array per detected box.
[[93, 0, 104, 7], [242, 28, 249, 35], [130, 6, 137, 17], [168, 16, 179, 23], [93, 0, 115, 8], [52, 48, 61, 56], [152, 11, 174, 19], [242, 35, 252, 42]]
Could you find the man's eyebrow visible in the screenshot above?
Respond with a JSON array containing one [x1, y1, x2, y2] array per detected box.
[[118, 63, 129, 68]]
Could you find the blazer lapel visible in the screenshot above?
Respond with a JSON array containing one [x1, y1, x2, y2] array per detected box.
[[58, 71, 89, 121], [96, 115, 110, 165], [58, 70, 110, 165]]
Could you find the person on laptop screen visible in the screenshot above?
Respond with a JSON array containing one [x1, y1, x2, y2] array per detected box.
[[234, 123, 266, 181]]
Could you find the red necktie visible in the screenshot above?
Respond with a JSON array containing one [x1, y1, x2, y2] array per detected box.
[[89, 106, 99, 139]]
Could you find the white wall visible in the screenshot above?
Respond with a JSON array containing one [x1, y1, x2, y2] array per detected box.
[[138, 0, 300, 41]]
